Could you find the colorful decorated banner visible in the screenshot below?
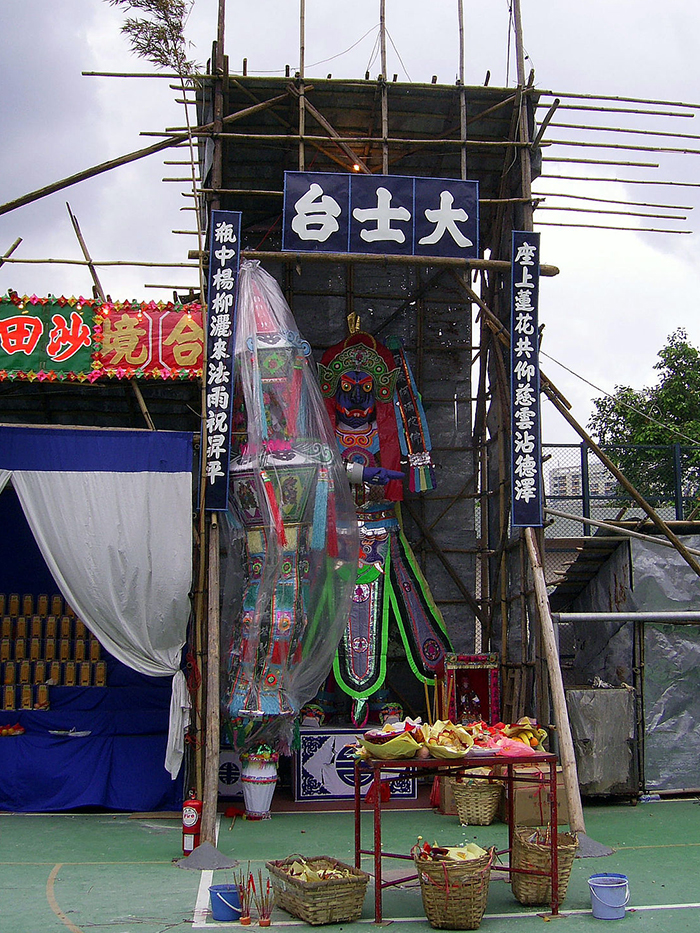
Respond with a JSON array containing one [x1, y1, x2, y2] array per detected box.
[[0, 295, 94, 380], [93, 301, 203, 379], [282, 171, 479, 259], [204, 210, 242, 510], [510, 230, 543, 527], [0, 294, 203, 382]]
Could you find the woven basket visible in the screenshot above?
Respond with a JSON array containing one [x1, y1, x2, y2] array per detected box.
[[265, 855, 369, 925], [413, 848, 493, 930], [511, 827, 579, 905], [451, 777, 503, 826]]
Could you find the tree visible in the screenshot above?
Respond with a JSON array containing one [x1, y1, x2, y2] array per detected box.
[[588, 329, 700, 514]]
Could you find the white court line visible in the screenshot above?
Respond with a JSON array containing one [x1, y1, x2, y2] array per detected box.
[[191, 829, 700, 928], [191, 815, 219, 928]]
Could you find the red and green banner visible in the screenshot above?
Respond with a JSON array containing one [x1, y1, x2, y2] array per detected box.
[[0, 294, 203, 381]]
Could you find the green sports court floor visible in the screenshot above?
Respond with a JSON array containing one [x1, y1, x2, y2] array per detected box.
[[1, 797, 699, 933]]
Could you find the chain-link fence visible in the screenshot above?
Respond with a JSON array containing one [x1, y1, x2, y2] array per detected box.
[[543, 442, 700, 539], [541, 442, 700, 605]]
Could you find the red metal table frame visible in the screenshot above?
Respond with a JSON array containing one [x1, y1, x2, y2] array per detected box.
[[354, 751, 559, 923]]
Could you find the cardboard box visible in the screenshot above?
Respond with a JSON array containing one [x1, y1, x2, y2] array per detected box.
[[438, 775, 458, 815], [499, 764, 569, 826]]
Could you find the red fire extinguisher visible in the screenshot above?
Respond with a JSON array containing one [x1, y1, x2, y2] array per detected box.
[[182, 789, 202, 855]]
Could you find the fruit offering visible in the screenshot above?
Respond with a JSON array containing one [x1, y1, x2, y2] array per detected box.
[[0, 722, 25, 736]]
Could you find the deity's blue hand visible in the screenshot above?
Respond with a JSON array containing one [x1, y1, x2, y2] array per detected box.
[[362, 467, 405, 485]]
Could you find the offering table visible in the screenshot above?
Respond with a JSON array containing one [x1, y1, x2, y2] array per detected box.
[[353, 750, 560, 922]]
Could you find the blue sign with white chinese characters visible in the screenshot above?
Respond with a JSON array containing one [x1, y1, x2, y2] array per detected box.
[[204, 210, 242, 511], [282, 171, 479, 259], [510, 230, 543, 527]]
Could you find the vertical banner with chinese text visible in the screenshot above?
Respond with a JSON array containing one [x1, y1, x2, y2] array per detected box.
[[204, 210, 242, 511], [510, 230, 543, 527]]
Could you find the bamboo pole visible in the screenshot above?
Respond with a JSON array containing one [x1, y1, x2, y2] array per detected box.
[[1, 252, 561, 276], [536, 221, 691, 234], [1, 258, 200, 268], [535, 102, 693, 118], [533, 190, 692, 210], [286, 86, 372, 173], [545, 507, 700, 556], [297, 0, 307, 171], [0, 92, 292, 218], [543, 157, 658, 167], [536, 205, 687, 220], [513, 0, 586, 837], [402, 500, 487, 628], [550, 121, 700, 143], [457, 0, 466, 180], [547, 137, 700, 157], [380, 0, 389, 174], [0, 237, 22, 267], [65, 202, 157, 432], [177, 132, 537, 148], [524, 527, 586, 834], [201, 514, 221, 845], [539, 90, 700, 109], [237, 250, 560, 276], [541, 173, 700, 188]]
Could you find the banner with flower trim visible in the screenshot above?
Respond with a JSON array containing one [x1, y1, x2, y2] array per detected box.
[[93, 300, 203, 379], [0, 295, 95, 381], [0, 294, 203, 381]]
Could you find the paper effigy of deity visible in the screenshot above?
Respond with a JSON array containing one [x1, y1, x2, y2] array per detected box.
[[223, 261, 359, 745], [318, 331, 453, 726]]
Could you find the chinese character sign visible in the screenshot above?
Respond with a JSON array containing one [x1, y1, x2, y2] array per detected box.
[[282, 171, 479, 259], [510, 231, 543, 527], [0, 295, 94, 379], [205, 210, 242, 511], [94, 301, 203, 378]]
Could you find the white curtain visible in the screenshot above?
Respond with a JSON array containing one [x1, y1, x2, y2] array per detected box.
[[11, 469, 192, 778], [0, 470, 10, 494]]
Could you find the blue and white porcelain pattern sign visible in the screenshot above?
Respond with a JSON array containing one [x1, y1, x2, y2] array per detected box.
[[510, 230, 543, 527], [295, 730, 417, 801], [282, 171, 479, 259]]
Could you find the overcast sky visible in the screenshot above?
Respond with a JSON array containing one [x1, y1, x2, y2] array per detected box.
[[2, 0, 700, 447]]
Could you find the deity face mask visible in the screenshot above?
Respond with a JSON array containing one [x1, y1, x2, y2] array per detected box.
[[334, 370, 376, 427]]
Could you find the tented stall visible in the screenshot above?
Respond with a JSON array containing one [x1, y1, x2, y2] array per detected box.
[[0, 425, 193, 812]]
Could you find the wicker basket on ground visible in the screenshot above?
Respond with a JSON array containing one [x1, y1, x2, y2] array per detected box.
[[510, 826, 579, 905], [413, 847, 494, 930], [451, 775, 503, 826], [265, 855, 369, 925]]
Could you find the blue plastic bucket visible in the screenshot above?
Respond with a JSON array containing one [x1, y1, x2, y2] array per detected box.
[[209, 884, 241, 921], [588, 873, 630, 920]]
